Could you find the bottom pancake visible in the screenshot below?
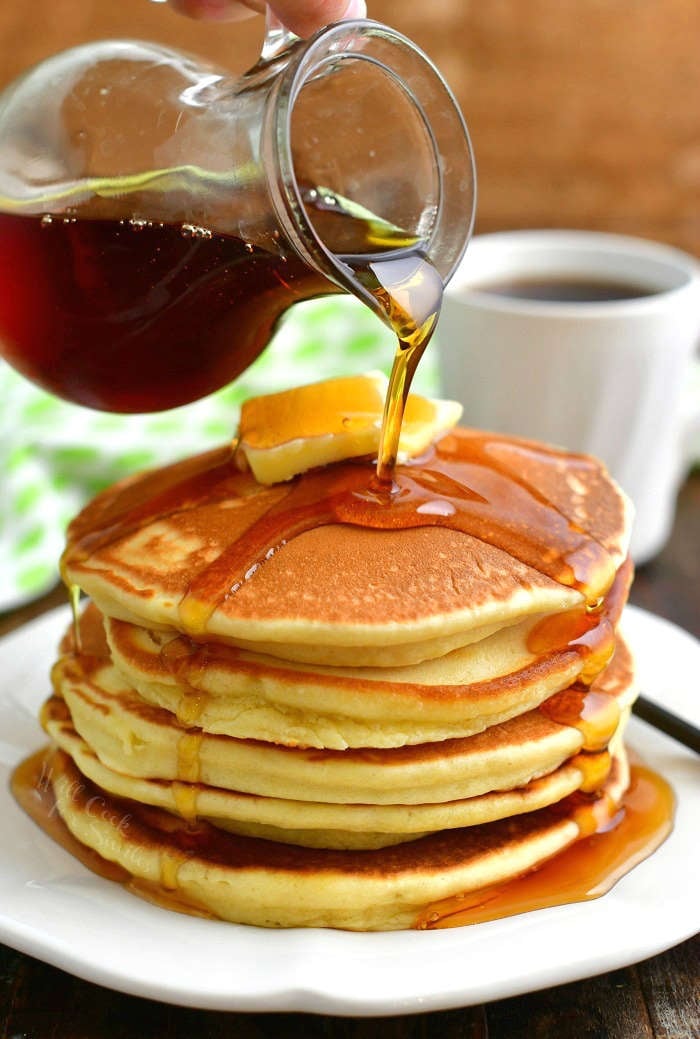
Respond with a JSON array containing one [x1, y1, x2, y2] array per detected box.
[[49, 745, 630, 930]]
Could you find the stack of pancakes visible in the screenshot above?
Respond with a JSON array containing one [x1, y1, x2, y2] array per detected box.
[[40, 426, 636, 930]]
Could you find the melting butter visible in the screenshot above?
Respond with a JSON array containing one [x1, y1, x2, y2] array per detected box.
[[236, 372, 462, 485]]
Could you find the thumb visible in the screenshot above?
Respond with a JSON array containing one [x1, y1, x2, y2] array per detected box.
[[268, 0, 367, 38]]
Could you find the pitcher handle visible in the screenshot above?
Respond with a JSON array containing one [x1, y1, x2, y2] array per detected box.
[[261, 8, 299, 61]]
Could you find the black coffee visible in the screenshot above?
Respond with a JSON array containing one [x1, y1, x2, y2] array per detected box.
[[476, 277, 656, 303]]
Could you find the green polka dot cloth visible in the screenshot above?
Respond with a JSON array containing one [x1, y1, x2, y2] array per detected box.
[[0, 296, 439, 611]]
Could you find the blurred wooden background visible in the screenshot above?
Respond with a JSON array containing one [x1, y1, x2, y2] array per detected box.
[[0, 0, 698, 255]]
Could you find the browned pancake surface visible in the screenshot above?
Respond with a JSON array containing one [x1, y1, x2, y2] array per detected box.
[[62, 430, 631, 643]]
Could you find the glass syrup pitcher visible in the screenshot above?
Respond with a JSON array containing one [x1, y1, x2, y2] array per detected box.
[[0, 17, 475, 415]]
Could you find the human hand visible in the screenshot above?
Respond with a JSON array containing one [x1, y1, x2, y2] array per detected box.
[[168, 1, 367, 39]]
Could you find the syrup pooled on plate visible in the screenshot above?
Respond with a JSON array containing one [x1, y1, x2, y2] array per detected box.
[[11, 748, 215, 919], [415, 759, 674, 930], [12, 748, 128, 885]]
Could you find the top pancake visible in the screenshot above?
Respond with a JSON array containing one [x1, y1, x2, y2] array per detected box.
[[62, 429, 632, 655]]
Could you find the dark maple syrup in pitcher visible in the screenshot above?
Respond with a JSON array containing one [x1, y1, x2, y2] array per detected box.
[[0, 212, 335, 412], [0, 187, 441, 449]]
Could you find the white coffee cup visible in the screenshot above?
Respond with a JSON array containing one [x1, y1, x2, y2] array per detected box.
[[437, 230, 700, 564]]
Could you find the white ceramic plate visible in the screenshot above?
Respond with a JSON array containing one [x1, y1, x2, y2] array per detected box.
[[0, 604, 697, 1015]]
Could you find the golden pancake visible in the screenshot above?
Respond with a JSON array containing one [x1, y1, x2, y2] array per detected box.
[[44, 593, 635, 851], [104, 613, 585, 748], [43, 686, 631, 848], [48, 745, 631, 930], [222, 621, 511, 669], [102, 559, 631, 750], [48, 605, 637, 807], [61, 431, 632, 657]]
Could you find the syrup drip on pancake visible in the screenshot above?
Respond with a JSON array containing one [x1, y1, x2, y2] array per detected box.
[[154, 637, 212, 728], [542, 689, 620, 751], [415, 757, 674, 929], [68, 583, 82, 653], [174, 690, 208, 728], [568, 749, 613, 793], [176, 732, 203, 784], [527, 556, 632, 685], [171, 782, 199, 824], [528, 558, 632, 790]]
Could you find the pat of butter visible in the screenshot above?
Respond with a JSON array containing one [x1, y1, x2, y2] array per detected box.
[[237, 372, 463, 485]]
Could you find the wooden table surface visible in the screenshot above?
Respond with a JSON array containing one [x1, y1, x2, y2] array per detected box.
[[0, 475, 697, 1036]]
